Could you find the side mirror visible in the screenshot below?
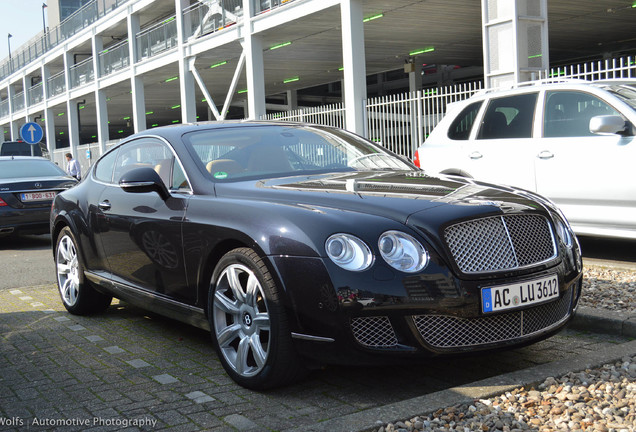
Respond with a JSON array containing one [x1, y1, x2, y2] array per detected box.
[[119, 167, 170, 200], [589, 115, 629, 136]]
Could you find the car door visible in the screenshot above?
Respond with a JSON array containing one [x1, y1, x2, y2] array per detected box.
[[461, 92, 539, 191], [97, 137, 192, 303], [535, 90, 636, 235]]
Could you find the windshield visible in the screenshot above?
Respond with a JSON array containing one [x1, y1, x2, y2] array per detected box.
[[183, 125, 414, 181], [600, 83, 636, 110], [0, 159, 67, 179]]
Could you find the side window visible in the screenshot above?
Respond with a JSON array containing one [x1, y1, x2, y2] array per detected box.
[[94, 148, 119, 183], [113, 138, 173, 185], [172, 162, 191, 191], [544, 91, 621, 138], [447, 101, 483, 140], [477, 93, 538, 139]]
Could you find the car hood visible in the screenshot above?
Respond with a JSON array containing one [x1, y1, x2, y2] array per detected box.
[[215, 171, 548, 225]]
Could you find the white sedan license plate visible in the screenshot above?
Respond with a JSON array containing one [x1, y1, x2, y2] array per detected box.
[[20, 191, 57, 202], [482, 274, 559, 313]]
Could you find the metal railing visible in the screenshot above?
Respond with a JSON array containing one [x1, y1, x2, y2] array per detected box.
[[548, 56, 636, 80], [12, 91, 25, 112], [99, 40, 130, 76], [47, 71, 66, 98], [262, 103, 345, 127], [0, 0, 128, 81], [137, 16, 178, 62], [0, 99, 9, 118], [184, 0, 243, 40], [28, 83, 44, 106], [255, 0, 297, 14], [69, 58, 95, 89]]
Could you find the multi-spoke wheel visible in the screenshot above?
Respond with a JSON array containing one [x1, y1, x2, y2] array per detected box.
[[55, 227, 111, 315], [209, 248, 305, 389]]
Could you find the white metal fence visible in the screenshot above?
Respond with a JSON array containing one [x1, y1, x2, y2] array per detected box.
[[263, 56, 636, 159]]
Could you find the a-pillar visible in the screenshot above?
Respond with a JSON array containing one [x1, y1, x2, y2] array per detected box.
[[481, 0, 549, 88], [340, 0, 367, 137], [176, 0, 196, 123], [242, 0, 266, 120]]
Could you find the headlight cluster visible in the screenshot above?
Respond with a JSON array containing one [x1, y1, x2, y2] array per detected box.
[[326, 231, 429, 273], [553, 215, 573, 248]]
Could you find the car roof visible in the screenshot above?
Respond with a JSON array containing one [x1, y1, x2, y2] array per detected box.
[[0, 156, 52, 162], [472, 78, 636, 98]]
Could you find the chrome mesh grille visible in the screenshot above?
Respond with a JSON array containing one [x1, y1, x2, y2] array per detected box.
[[350, 316, 398, 348], [412, 290, 572, 349], [444, 214, 556, 274]]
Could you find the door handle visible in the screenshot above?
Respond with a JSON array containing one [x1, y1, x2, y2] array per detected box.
[[537, 150, 554, 159], [469, 151, 483, 160], [98, 200, 111, 211]]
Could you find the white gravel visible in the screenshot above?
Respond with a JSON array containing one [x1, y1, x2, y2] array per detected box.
[[375, 265, 636, 432]]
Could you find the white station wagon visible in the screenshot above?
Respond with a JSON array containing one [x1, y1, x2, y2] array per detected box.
[[414, 79, 636, 239]]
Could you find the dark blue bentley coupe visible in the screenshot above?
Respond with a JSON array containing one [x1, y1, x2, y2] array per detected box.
[[51, 122, 583, 389]]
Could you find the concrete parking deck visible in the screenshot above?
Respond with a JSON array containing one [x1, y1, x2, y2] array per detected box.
[[0, 284, 633, 431]]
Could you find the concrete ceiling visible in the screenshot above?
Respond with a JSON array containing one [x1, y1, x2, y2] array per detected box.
[[8, 0, 636, 144]]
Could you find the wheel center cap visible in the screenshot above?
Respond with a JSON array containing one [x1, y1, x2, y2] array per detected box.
[[242, 312, 253, 327]]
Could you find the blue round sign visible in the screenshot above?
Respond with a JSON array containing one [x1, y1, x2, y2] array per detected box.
[[19, 122, 44, 144]]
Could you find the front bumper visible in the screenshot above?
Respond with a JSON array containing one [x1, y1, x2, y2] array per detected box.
[[272, 255, 582, 365]]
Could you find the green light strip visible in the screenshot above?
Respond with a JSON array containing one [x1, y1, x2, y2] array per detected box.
[[269, 41, 292, 50], [165, 76, 178, 82], [363, 13, 383, 22], [152, 123, 159, 127], [172, 120, 180, 123], [79, 105, 85, 110], [238, 89, 248, 94], [283, 77, 299, 83], [528, 54, 542, 59], [123, 116, 131, 120], [409, 47, 435, 56], [146, 111, 154, 115], [58, 112, 65, 116], [210, 61, 227, 68], [171, 104, 181, 109]]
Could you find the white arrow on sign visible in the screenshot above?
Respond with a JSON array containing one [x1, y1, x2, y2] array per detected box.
[[28, 124, 36, 142]]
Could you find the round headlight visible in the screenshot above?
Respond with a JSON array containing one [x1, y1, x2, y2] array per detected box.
[[378, 231, 429, 273], [325, 234, 373, 272]]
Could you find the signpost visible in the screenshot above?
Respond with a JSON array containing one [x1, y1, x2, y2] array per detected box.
[[19, 122, 44, 157]]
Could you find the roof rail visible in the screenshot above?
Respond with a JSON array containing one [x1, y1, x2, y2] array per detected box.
[[479, 77, 592, 94]]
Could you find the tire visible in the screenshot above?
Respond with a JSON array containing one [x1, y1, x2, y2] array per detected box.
[[208, 248, 305, 389], [55, 226, 112, 315]]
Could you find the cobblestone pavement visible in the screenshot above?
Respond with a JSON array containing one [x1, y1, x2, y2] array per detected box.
[[0, 284, 629, 432]]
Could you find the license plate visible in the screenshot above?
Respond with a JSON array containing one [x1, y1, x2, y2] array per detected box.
[[482, 274, 559, 313], [20, 191, 57, 202]]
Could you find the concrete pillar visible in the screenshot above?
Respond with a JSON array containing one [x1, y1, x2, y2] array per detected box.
[[340, 0, 367, 136], [408, 62, 423, 93], [92, 34, 103, 80], [176, 0, 197, 123], [44, 107, 55, 153], [95, 89, 109, 155], [242, 0, 266, 120], [482, 0, 549, 88], [66, 97, 80, 153], [286, 90, 298, 110], [131, 76, 146, 132]]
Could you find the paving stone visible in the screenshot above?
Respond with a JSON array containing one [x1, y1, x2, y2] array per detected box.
[[103, 346, 125, 354], [153, 374, 179, 384], [126, 359, 151, 369]]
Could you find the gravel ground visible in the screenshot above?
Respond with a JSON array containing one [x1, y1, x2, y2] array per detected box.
[[580, 266, 636, 313], [375, 265, 636, 432]]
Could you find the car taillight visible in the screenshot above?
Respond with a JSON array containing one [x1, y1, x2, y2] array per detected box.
[[0, 197, 7, 207], [413, 150, 421, 168]]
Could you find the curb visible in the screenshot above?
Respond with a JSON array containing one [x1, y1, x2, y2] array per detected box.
[[283, 309, 636, 432], [284, 339, 636, 432], [568, 306, 636, 338]]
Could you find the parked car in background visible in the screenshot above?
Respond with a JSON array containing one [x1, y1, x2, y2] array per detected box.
[[0, 156, 77, 237], [0, 140, 44, 157], [414, 79, 636, 239], [51, 122, 582, 389]]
